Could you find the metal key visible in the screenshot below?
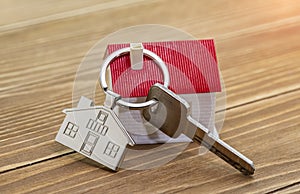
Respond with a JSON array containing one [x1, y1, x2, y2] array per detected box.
[[143, 83, 255, 175]]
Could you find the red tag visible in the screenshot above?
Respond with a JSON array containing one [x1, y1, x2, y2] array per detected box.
[[107, 40, 221, 97]]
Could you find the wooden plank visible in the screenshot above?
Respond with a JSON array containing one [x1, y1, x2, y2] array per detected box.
[[0, 0, 150, 28], [0, 89, 299, 193], [1, 13, 300, 173], [274, 183, 300, 194], [1, 0, 300, 108], [1, 0, 300, 193]]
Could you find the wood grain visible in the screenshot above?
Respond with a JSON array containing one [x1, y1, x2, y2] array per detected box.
[[0, 0, 300, 193], [1, 90, 299, 193]]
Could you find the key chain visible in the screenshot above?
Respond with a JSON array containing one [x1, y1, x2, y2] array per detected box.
[[56, 45, 254, 175], [99, 47, 169, 109], [55, 47, 169, 171]]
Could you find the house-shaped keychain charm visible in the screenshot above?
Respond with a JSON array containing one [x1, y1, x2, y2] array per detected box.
[[55, 96, 135, 170]]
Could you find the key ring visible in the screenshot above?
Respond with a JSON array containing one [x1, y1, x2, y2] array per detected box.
[[100, 47, 170, 109]]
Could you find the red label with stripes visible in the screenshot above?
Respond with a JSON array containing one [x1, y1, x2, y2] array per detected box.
[[107, 40, 221, 97]]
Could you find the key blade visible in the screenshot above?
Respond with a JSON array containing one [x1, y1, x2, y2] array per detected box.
[[189, 116, 255, 175]]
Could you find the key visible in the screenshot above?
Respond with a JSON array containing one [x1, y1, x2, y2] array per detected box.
[[55, 92, 135, 171], [143, 83, 255, 175]]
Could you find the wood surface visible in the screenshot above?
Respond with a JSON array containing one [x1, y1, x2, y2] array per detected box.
[[0, 0, 300, 193]]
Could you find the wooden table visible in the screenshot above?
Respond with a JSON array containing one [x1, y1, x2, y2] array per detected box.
[[1, 0, 300, 193]]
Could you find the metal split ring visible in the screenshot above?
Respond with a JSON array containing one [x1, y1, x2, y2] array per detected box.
[[99, 47, 170, 109]]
